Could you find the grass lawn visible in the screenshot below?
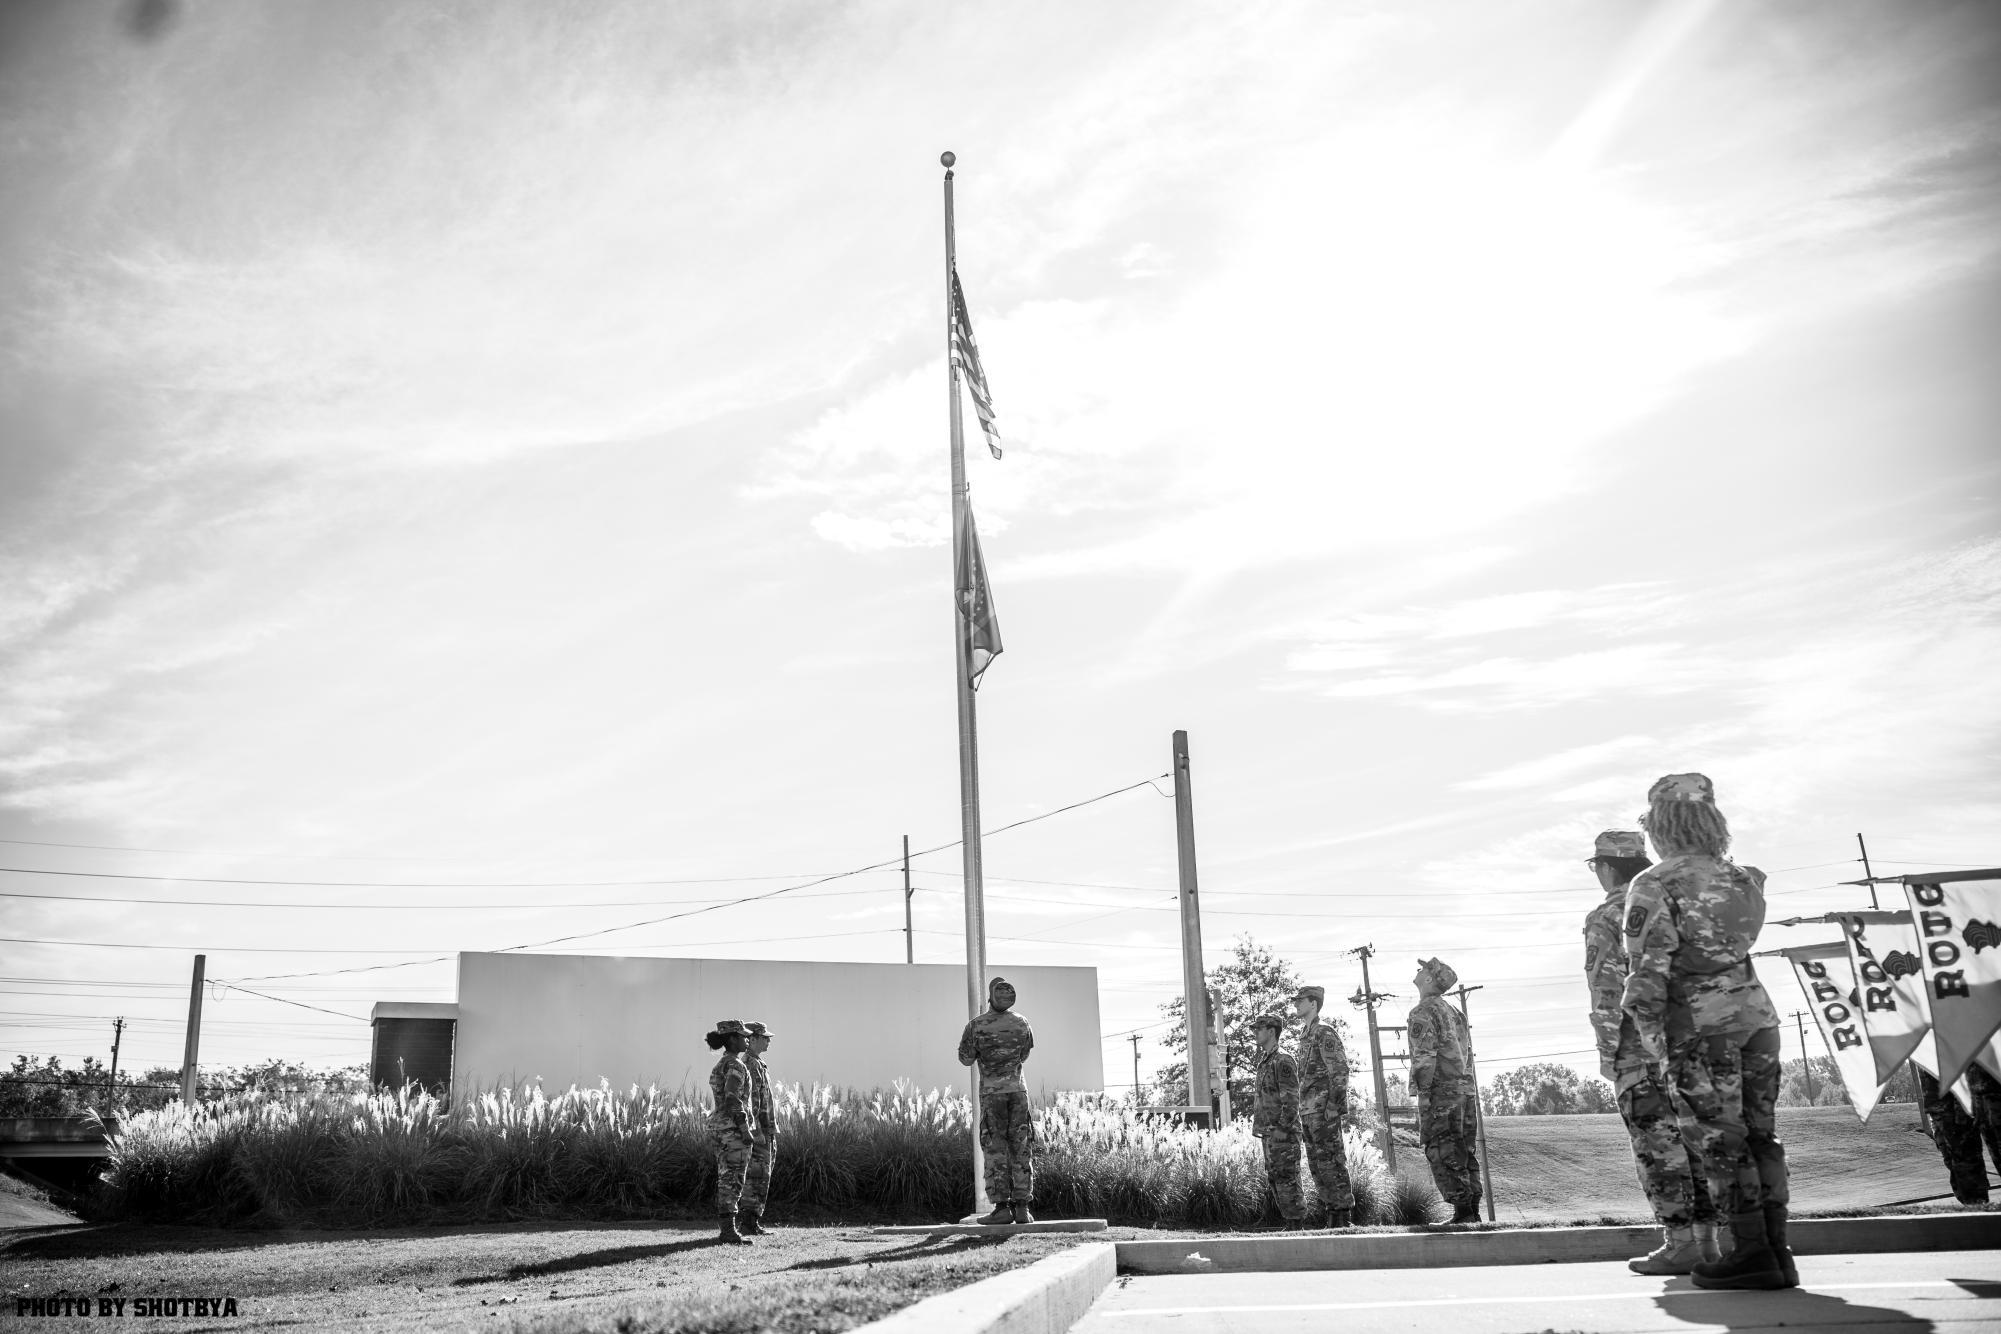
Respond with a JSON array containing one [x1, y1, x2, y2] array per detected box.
[[3, 1218, 1107, 1333], [1478, 1102, 1958, 1222]]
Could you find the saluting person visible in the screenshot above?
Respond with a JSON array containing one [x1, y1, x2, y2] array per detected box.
[[704, 1018, 758, 1245], [1584, 828, 1719, 1273], [1623, 772, 1794, 1290], [1250, 1013, 1307, 1229], [1290, 985, 1355, 1227], [740, 1019, 779, 1235]]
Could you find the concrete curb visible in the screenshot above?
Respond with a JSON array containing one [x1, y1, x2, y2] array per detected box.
[[856, 1241, 1116, 1334], [871, 1220, 1109, 1237], [1115, 1213, 2001, 1275]]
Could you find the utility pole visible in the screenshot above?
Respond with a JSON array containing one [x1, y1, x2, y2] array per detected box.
[[1792, 1010, 1817, 1102], [1171, 730, 1213, 1125], [1449, 984, 1497, 1221], [902, 834, 915, 964], [180, 953, 206, 1107], [1349, 944, 1396, 1171], [1129, 1033, 1143, 1102], [1857, 833, 1879, 910], [108, 1016, 125, 1099]]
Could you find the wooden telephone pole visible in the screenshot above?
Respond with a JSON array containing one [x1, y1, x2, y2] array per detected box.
[[180, 954, 205, 1106], [1172, 730, 1215, 1125], [1349, 944, 1396, 1171], [1449, 983, 1497, 1221]]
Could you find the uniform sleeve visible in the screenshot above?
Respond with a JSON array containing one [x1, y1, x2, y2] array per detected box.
[[1022, 1020, 1035, 1056], [1319, 1026, 1350, 1099], [1276, 1053, 1300, 1123], [956, 1020, 978, 1068], [1584, 916, 1626, 1073], [1620, 872, 1677, 1060], [722, 1063, 754, 1132], [1408, 1006, 1437, 1093]]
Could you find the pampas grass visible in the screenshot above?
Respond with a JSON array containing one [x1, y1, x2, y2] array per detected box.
[[99, 1082, 1437, 1229]]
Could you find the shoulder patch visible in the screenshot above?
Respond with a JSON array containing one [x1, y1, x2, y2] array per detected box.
[[1624, 905, 1647, 934]]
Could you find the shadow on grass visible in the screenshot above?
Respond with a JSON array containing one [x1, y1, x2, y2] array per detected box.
[[784, 1234, 1009, 1273], [451, 1238, 721, 1286], [0, 1217, 717, 1263]]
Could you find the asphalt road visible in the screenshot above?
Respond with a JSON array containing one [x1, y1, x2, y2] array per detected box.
[[1074, 1251, 2001, 1333]]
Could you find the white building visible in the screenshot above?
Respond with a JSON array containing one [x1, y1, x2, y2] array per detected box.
[[371, 951, 1104, 1102]]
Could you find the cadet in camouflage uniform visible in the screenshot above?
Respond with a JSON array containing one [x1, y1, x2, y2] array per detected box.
[[957, 976, 1037, 1224], [1623, 772, 1793, 1290], [1408, 957, 1482, 1223], [739, 1020, 779, 1235], [1250, 1013, 1307, 1227], [704, 1018, 758, 1245], [1584, 828, 1719, 1274], [1919, 1071, 1990, 1205], [1289, 985, 1355, 1227]]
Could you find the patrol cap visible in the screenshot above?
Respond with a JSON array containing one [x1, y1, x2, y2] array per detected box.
[[712, 1018, 748, 1036], [744, 1020, 772, 1037], [1291, 985, 1326, 1007], [1592, 830, 1647, 860], [1417, 957, 1458, 992], [1647, 772, 1715, 805], [1251, 1013, 1286, 1034]]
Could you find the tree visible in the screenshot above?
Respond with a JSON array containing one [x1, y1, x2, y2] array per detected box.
[[1481, 1062, 1615, 1115], [1151, 934, 1356, 1112]]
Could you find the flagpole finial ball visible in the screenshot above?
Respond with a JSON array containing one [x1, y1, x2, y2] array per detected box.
[[941, 151, 956, 168]]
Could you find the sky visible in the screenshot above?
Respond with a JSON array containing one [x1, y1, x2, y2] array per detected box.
[[2, 0, 1997, 1099]]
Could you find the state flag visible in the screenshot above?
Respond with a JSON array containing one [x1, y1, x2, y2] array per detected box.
[[956, 505, 1003, 688]]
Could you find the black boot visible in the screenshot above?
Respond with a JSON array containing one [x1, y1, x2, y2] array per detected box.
[[1328, 1207, 1353, 1229], [1011, 1201, 1036, 1224], [1449, 1200, 1481, 1224], [1762, 1203, 1798, 1288], [1691, 1211, 1785, 1290], [717, 1212, 752, 1245], [976, 1203, 1015, 1226], [739, 1208, 768, 1236]]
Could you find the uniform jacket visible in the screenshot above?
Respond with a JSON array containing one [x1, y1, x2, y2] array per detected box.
[[1621, 852, 1780, 1055], [1408, 995, 1472, 1098], [1252, 1045, 1301, 1137], [1296, 1019, 1350, 1109], [708, 1052, 756, 1136], [957, 1008, 1035, 1094], [745, 1052, 777, 1140]]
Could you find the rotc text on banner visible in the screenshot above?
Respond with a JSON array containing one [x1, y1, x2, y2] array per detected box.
[[1839, 910, 1932, 1085], [1903, 871, 2001, 1088], [956, 505, 1003, 689], [1781, 941, 1886, 1122]]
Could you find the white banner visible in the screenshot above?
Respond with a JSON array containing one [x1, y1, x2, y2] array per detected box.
[[1839, 910, 1931, 1084], [1782, 942, 1886, 1122], [1904, 872, 2001, 1089]]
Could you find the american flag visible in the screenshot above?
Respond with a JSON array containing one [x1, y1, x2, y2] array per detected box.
[[951, 268, 1003, 460]]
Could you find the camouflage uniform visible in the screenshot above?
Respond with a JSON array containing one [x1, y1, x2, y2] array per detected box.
[[957, 979, 1036, 1205], [707, 1040, 758, 1215], [1292, 987, 1354, 1212], [1969, 1065, 2001, 1189], [743, 1021, 778, 1214], [1408, 961, 1481, 1213], [1585, 831, 1713, 1229], [1621, 778, 1787, 1230], [1251, 1019, 1306, 1222], [1919, 1071, 1990, 1205]]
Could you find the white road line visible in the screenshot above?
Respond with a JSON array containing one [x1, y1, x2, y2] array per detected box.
[[1093, 1278, 1984, 1318]]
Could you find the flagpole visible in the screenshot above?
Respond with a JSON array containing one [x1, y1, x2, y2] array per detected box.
[[943, 149, 993, 1220]]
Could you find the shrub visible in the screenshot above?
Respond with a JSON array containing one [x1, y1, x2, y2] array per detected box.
[[99, 1082, 1439, 1229]]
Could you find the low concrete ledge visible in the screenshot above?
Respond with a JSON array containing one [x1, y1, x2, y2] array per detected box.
[[1115, 1212, 2001, 1275], [871, 1219, 1108, 1237], [858, 1241, 1116, 1334]]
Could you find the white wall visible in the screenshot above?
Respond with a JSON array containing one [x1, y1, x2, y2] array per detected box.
[[453, 953, 1103, 1102]]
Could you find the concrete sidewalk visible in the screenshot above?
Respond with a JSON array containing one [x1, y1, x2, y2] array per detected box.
[[1076, 1251, 2001, 1333]]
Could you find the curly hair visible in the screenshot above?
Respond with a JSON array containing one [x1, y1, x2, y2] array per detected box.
[[1645, 799, 1731, 858], [704, 1030, 746, 1052]]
